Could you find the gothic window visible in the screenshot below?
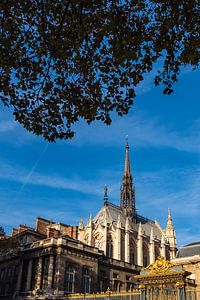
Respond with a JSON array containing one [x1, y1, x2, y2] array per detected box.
[[143, 242, 149, 267], [106, 239, 113, 258], [155, 246, 160, 260], [65, 266, 75, 293], [82, 267, 90, 293], [130, 240, 137, 265], [121, 236, 125, 261]]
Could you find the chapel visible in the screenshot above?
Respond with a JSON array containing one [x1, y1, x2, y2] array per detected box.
[[78, 141, 177, 266]]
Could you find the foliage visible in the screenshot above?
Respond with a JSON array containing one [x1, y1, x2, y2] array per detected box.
[[0, 226, 5, 236], [0, 0, 199, 141]]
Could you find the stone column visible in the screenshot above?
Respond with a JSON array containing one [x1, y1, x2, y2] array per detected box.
[[26, 259, 33, 291], [149, 227, 155, 264], [137, 223, 143, 266], [125, 217, 130, 263], [87, 214, 93, 246], [47, 255, 55, 291], [125, 230, 130, 263], [16, 259, 23, 292], [35, 257, 43, 291], [161, 234, 166, 259], [116, 215, 121, 260]]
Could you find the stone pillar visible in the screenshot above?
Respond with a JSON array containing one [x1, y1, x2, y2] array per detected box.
[[35, 257, 43, 291], [149, 227, 155, 264], [161, 234, 166, 259], [170, 247, 176, 259], [47, 255, 55, 291], [88, 214, 93, 246], [116, 215, 121, 260], [16, 259, 23, 292], [125, 229, 130, 263], [137, 223, 143, 266], [125, 217, 131, 263], [26, 259, 33, 291]]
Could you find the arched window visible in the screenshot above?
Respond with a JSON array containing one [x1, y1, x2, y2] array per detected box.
[[130, 240, 137, 265], [65, 266, 75, 293], [106, 239, 113, 258], [155, 246, 160, 260], [143, 242, 149, 267], [82, 267, 90, 293]]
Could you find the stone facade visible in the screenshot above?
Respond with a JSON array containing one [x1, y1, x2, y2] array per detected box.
[[172, 242, 200, 299], [78, 143, 177, 266], [0, 232, 140, 298]]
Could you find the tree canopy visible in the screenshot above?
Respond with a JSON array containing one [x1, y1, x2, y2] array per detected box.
[[0, 226, 5, 236], [0, 0, 199, 141]]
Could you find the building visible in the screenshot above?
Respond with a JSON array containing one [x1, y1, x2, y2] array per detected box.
[[172, 242, 200, 298], [78, 142, 177, 266], [0, 142, 177, 298]]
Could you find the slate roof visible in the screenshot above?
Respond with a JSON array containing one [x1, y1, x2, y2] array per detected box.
[[176, 242, 200, 258], [94, 202, 163, 240]]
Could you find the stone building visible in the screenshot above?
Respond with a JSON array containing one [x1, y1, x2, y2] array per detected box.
[[172, 242, 200, 299], [0, 217, 140, 298], [0, 142, 177, 298], [78, 142, 177, 266]]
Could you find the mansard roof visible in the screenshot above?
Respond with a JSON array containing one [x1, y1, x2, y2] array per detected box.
[[93, 202, 163, 240], [176, 242, 200, 258]]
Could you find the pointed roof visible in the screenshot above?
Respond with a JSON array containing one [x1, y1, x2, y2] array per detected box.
[[166, 208, 174, 229], [120, 139, 135, 214], [123, 141, 131, 178]]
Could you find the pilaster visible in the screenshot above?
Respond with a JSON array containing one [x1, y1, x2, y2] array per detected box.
[[149, 227, 155, 264], [161, 233, 166, 259], [125, 218, 130, 263], [116, 215, 122, 260], [137, 223, 143, 266]]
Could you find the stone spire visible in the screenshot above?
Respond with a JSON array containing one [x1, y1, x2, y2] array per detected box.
[[165, 208, 176, 259], [104, 184, 108, 205], [120, 138, 136, 218]]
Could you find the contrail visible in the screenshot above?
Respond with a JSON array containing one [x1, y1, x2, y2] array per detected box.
[[15, 143, 49, 199]]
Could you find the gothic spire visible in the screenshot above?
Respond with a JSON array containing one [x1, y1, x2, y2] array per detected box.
[[120, 138, 136, 217], [104, 184, 108, 205]]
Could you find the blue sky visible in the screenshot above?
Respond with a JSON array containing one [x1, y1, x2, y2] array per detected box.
[[0, 67, 199, 247]]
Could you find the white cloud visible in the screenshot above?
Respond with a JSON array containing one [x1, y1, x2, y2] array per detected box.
[[68, 112, 200, 153]]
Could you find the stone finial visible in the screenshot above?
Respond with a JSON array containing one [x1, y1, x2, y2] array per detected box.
[[161, 233, 165, 245], [88, 214, 93, 227], [79, 218, 84, 230], [138, 222, 142, 236], [104, 184, 108, 205], [125, 217, 131, 231], [117, 214, 122, 228]]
